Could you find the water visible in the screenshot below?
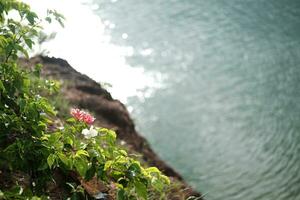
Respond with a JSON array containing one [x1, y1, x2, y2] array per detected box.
[[90, 1, 300, 199], [28, 0, 300, 199]]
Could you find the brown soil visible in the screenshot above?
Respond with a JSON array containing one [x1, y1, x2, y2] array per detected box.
[[21, 56, 202, 199]]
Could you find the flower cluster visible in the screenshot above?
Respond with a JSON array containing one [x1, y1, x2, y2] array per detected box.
[[82, 126, 98, 139], [70, 108, 95, 125]]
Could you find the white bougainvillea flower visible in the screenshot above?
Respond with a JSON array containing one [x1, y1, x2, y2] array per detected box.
[[82, 126, 98, 139]]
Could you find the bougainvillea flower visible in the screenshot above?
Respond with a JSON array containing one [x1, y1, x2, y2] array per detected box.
[[82, 126, 98, 139], [70, 108, 95, 125]]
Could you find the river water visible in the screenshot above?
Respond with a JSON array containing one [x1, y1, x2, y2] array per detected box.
[[28, 0, 300, 199]]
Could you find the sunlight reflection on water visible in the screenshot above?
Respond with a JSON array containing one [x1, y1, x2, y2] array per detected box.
[[24, 0, 166, 103]]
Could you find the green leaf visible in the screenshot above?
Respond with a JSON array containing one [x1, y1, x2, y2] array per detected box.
[[16, 44, 29, 59], [54, 141, 64, 151], [117, 189, 125, 200], [117, 178, 128, 188], [18, 98, 26, 113], [75, 150, 89, 158], [127, 162, 141, 179], [26, 11, 38, 25], [151, 178, 164, 192], [0, 35, 8, 48], [58, 152, 71, 168], [8, 24, 16, 34], [97, 164, 106, 180], [34, 63, 42, 77], [66, 118, 76, 123], [74, 158, 88, 177], [111, 171, 124, 180], [119, 150, 127, 156], [37, 162, 48, 171], [71, 193, 81, 200], [101, 129, 117, 145], [40, 99, 56, 116], [47, 154, 56, 168], [0, 80, 5, 92], [22, 78, 30, 92], [57, 19, 65, 28], [64, 136, 73, 146], [38, 121, 47, 130], [129, 162, 141, 173], [134, 181, 147, 200], [66, 182, 76, 191], [45, 16, 51, 23], [145, 167, 160, 174], [104, 160, 113, 171], [10, 185, 24, 195], [48, 132, 62, 144], [160, 175, 170, 185], [85, 164, 96, 180], [24, 38, 33, 49]]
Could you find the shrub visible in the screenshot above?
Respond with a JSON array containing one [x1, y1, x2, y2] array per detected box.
[[0, 1, 169, 199]]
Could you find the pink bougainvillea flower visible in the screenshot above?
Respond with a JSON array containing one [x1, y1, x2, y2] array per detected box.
[[70, 108, 95, 125]]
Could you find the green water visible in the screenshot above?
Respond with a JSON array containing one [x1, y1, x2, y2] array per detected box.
[[91, 0, 300, 199]]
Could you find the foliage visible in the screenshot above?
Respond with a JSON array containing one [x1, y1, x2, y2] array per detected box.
[[0, 0, 169, 199], [42, 117, 170, 199]]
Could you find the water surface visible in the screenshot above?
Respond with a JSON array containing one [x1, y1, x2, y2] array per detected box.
[[91, 1, 300, 199]]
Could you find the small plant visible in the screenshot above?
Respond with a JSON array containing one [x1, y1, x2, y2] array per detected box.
[[43, 108, 170, 199], [0, 0, 169, 199]]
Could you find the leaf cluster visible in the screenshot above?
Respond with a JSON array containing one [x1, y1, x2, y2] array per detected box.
[[0, 1, 169, 199], [42, 121, 170, 199]]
